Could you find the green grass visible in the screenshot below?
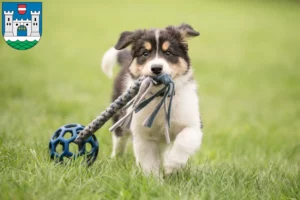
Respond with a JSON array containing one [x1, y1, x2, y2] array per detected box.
[[1, 0, 300, 199]]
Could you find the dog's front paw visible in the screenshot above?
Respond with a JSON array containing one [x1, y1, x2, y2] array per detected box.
[[164, 159, 185, 176]]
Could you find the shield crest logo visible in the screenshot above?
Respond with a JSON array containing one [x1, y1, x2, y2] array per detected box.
[[2, 2, 42, 50], [18, 4, 26, 15]]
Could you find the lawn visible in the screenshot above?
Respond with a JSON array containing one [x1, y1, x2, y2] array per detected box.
[[0, 0, 300, 199]]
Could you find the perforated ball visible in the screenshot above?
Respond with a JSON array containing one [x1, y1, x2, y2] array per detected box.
[[49, 123, 99, 165]]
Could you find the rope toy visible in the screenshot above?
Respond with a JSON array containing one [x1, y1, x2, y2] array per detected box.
[[75, 74, 175, 145]]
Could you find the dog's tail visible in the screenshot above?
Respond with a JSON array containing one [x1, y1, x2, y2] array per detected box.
[[101, 47, 132, 78]]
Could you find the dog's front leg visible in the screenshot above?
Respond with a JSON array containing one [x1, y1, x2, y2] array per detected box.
[[164, 127, 203, 175], [133, 137, 161, 177]]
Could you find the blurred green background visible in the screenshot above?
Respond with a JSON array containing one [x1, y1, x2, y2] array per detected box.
[[0, 0, 299, 199]]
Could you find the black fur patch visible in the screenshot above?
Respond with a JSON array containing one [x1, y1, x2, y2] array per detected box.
[[159, 28, 190, 66], [117, 50, 132, 68], [131, 30, 157, 66]]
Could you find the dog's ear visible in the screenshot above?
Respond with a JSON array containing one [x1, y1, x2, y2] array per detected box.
[[177, 23, 200, 38], [114, 31, 134, 50], [114, 30, 144, 50]]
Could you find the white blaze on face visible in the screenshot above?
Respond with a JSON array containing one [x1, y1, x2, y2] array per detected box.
[[141, 29, 172, 76], [155, 30, 160, 58]]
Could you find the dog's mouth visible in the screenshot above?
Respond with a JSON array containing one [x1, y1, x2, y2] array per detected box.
[[149, 74, 173, 86], [150, 75, 163, 86]]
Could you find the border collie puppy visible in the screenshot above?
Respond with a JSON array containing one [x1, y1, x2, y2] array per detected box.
[[101, 24, 203, 176]]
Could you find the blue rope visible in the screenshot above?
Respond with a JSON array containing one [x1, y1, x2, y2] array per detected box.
[[135, 74, 175, 129]]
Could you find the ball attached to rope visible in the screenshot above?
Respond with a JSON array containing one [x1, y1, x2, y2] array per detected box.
[[49, 123, 99, 165], [49, 74, 175, 166]]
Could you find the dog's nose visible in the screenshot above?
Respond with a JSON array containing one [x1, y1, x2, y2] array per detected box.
[[151, 64, 163, 75]]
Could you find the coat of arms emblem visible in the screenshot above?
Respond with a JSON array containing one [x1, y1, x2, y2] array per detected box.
[[2, 2, 42, 50]]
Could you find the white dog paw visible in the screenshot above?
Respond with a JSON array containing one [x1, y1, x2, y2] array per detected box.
[[164, 160, 185, 175]]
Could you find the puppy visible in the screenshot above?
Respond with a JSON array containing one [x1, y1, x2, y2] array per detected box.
[[101, 24, 203, 176]]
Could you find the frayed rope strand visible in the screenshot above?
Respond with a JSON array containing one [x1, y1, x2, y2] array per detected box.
[[75, 74, 175, 144]]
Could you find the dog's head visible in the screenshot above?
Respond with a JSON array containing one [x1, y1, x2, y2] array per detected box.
[[114, 24, 199, 80]]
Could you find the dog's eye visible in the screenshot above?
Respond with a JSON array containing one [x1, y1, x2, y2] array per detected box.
[[142, 51, 149, 57], [165, 51, 172, 56]]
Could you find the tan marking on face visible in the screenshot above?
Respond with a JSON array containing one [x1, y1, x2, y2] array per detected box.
[[162, 41, 170, 51], [144, 42, 152, 51], [129, 59, 143, 77], [169, 58, 188, 79]]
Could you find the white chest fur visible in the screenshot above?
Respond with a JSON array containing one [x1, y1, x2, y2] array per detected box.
[[129, 76, 201, 143]]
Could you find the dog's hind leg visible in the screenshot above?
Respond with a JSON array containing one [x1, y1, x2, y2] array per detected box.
[[111, 113, 131, 157], [111, 128, 130, 157]]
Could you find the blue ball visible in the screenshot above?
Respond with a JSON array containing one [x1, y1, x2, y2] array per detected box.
[[49, 123, 99, 165]]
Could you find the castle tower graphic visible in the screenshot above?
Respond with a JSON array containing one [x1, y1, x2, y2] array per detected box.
[[2, 2, 42, 50], [4, 11, 40, 37]]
